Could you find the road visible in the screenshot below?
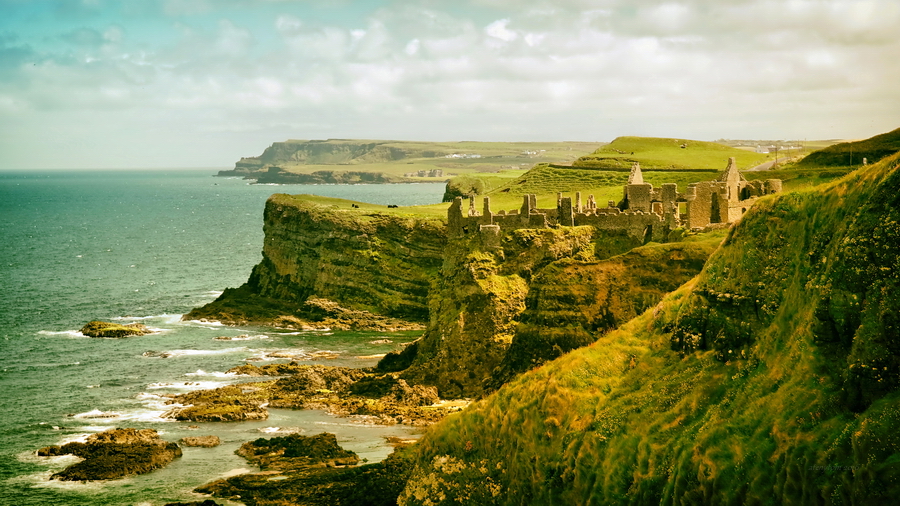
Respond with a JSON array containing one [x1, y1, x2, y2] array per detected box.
[[746, 157, 791, 171]]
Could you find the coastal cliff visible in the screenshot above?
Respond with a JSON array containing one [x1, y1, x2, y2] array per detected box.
[[398, 227, 718, 398], [397, 153, 900, 504], [216, 139, 445, 179], [187, 190, 717, 396], [184, 195, 445, 329]]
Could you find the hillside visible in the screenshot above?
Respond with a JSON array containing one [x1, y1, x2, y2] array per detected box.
[[573, 136, 770, 170], [218, 139, 601, 182], [797, 127, 900, 168], [398, 152, 900, 504]]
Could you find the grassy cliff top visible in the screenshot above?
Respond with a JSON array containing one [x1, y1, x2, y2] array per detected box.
[[244, 139, 602, 179], [268, 193, 450, 220], [573, 135, 770, 170], [796, 126, 900, 168]]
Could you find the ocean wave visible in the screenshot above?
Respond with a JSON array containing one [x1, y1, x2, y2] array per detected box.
[[145, 380, 230, 391], [213, 334, 269, 341], [246, 349, 341, 362], [142, 347, 248, 359], [184, 369, 241, 378], [185, 319, 226, 327], [72, 409, 122, 420], [257, 426, 305, 434], [36, 330, 85, 338], [111, 313, 182, 323]]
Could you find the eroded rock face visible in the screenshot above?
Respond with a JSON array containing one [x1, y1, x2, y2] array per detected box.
[[183, 195, 445, 329], [80, 320, 151, 338], [37, 428, 181, 481]]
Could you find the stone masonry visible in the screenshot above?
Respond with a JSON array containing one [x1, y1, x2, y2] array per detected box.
[[448, 157, 781, 241]]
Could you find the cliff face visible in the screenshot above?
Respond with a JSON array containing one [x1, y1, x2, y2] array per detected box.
[[217, 140, 445, 178], [184, 195, 446, 328], [188, 191, 716, 397], [398, 153, 900, 505], [399, 227, 718, 398]]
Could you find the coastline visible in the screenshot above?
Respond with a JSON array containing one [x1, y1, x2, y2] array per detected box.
[[1, 171, 446, 505]]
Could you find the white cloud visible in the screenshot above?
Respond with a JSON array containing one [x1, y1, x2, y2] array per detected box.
[[485, 18, 518, 42], [0, 0, 898, 169], [404, 38, 420, 56]]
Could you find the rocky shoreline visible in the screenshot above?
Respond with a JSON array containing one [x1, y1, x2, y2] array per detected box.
[[183, 291, 426, 332], [162, 363, 465, 427], [37, 428, 181, 481], [196, 432, 416, 506]]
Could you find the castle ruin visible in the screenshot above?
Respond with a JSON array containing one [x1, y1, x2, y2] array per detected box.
[[448, 157, 782, 242]]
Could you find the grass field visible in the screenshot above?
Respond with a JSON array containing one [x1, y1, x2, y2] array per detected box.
[[572, 136, 771, 170], [266, 140, 603, 179], [281, 136, 858, 218]]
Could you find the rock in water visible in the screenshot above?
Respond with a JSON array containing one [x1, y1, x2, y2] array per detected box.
[[37, 428, 181, 481], [80, 320, 151, 338], [180, 436, 221, 448], [235, 432, 360, 471]]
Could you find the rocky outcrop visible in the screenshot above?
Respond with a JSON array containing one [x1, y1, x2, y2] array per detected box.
[[486, 239, 717, 391], [37, 428, 181, 481], [236, 432, 359, 471], [196, 437, 416, 506], [80, 320, 150, 338], [180, 436, 221, 448], [397, 227, 719, 398], [164, 384, 270, 422], [184, 194, 445, 328], [164, 365, 460, 426]]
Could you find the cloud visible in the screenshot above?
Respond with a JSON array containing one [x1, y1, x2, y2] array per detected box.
[[485, 18, 517, 42], [0, 0, 898, 169]]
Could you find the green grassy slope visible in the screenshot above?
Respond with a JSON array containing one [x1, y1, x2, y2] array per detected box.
[[235, 139, 601, 179], [399, 152, 900, 505], [796, 127, 900, 169], [573, 136, 770, 170]]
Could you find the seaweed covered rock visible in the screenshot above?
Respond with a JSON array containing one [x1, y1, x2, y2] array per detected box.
[[197, 440, 416, 506], [236, 432, 359, 471], [80, 320, 151, 338], [163, 384, 270, 422], [37, 428, 181, 481]]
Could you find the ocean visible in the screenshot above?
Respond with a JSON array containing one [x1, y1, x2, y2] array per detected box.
[[0, 169, 446, 505]]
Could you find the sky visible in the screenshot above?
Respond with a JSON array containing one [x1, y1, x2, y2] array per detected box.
[[0, 0, 898, 169]]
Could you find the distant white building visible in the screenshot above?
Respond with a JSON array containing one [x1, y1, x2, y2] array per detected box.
[[445, 153, 482, 159]]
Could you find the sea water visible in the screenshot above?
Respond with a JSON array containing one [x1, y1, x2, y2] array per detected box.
[[0, 169, 446, 505]]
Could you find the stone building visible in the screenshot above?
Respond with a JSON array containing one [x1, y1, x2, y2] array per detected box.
[[448, 157, 781, 240]]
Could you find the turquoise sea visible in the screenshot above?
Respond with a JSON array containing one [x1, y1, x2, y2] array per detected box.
[[0, 169, 446, 505]]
